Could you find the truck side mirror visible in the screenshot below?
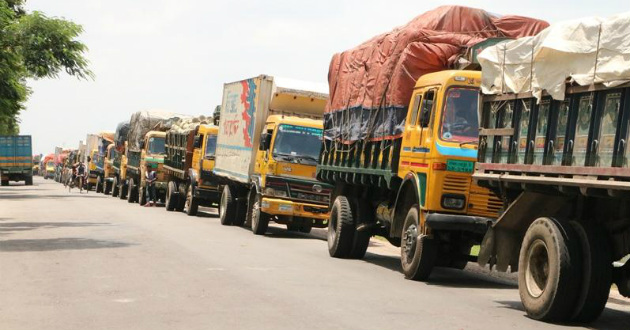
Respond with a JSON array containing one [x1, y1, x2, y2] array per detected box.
[[259, 133, 271, 151], [193, 136, 201, 148]]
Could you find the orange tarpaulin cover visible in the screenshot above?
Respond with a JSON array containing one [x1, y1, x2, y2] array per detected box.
[[324, 6, 548, 142]]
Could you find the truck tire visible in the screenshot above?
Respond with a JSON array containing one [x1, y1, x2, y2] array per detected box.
[[401, 205, 437, 281], [119, 182, 128, 200], [219, 185, 236, 226], [286, 223, 300, 231], [139, 185, 147, 206], [184, 185, 199, 216], [104, 180, 111, 195], [111, 177, 119, 197], [300, 225, 312, 234], [518, 217, 582, 322], [248, 191, 269, 235], [165, 181, 177, 211], [176, 183, 186, 211], [1, 180, 8, 186], [349, 198, 372, 259], [95, 176, 103, 193], [327, 195, 355, 258], [570, 222, 612, 323], [25, 176, 33, 186], [127, 179, 136, 203]]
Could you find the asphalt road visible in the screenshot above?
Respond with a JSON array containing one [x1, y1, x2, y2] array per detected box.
[[1, 177, 629, 330]]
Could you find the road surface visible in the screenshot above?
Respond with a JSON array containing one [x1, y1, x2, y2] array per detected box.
[[1, 177, 629, 330]]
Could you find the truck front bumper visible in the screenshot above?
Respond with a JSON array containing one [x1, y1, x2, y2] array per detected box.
[[260, 197, 330, 222], [425, 213, 496, 234]]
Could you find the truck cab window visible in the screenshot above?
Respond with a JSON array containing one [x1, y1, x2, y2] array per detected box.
[[148, 137, 166, 155], [272, 124, 323, 164], [205, 135, 217, 158], [409, 94, 422, 126], [420, 90, 435, 127], [440, 88, 479, 142]]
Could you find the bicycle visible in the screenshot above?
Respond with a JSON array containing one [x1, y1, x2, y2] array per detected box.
[[68, 174, 85, 193]]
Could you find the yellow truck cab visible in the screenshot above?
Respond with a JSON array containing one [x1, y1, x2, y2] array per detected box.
[[87, 148, 99, 188], [102, 144, 116, 194], [164, 123, 221, 215], [253, 115, 331, 233], [319, 70, 501, 275]]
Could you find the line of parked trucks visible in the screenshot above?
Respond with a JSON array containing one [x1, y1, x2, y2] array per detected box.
[[7, 5, 630, 324]]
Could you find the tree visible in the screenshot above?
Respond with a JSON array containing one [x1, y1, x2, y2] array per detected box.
[[0, 0, 91, 135]]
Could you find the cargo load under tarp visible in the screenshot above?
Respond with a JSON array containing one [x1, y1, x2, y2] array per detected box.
[[479, 11, 630, 101], [325, 5, 548, 142], [114, 121, 129, 151], [127, 110, 186, 152]]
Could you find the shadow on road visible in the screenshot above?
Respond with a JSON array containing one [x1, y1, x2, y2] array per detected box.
[[495, 300, 630, 329], [0, 237, 134, 252], [360, 251, 517, 290], [0, 193, 104, 200], [0, 221, 111, 233]]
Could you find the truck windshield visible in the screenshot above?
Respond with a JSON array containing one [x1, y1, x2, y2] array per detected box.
[[272, 124, 323, 164], [205, 135, 217, 158], [440, 87, 479, 143], [148, 137, 165, 154]]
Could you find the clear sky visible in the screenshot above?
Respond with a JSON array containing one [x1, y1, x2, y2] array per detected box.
[[19, 0, 627, 155]]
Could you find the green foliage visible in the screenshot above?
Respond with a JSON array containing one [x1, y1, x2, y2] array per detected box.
[[0, 0, 92, 135]]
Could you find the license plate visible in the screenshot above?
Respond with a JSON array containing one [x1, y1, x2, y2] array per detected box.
[[446, 160, 474, 173], [279, 204, 293, 212]]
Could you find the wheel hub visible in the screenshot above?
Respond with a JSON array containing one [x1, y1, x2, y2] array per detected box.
[[525, 239, 549, 298], [403, 224, 418, 259]]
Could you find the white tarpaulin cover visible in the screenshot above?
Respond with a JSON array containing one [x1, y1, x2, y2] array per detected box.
[[479, 12, 630, 100], [127, 110, 186, 151]]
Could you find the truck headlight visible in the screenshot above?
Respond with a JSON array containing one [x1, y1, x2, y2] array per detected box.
[[264, 187, 287, 198], [441, 194, 466, 210]]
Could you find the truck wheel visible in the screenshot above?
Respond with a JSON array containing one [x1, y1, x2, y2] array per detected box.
[[139, 185, 147, 206], [96, 176, 103, 193], [248, 191, 269, 235], [104, 180, 111, 195], [327, 195, 355, 258], [165, 181, 177, 211], [401, 205, 437, 281], [119, 182, 128, 200], [219, 185, 236, 226], [1, 180, 8, 186], [25, 176, 33, 186], [176, 183, 186, 212], [184, 185, 199, 216], [570, 222, 612, 323], [111, 177, 119, 197], [127, 179, 136, 203], [286, 224, 300, 231], [349, 199, 372, 259], [300, 225, 312, 234], [518, 217, 582, 322]]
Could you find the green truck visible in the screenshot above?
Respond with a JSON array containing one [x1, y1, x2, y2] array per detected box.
[[0, 135, 33, 186]]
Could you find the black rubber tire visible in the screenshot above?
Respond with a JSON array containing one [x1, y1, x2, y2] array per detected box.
[[249, 191, 269, 235], [400, 206, 437, 281], [184, 185, 199, 216], [87, 183, 93, 191], [119, 182, 128, 200], [570, 222, 613, 323], [96, 176, 103, 193], [139, 184, 147, 206], [518, 217, 583, 322], [111, 177, 119, 197], [127, 179, 136, 203], [1, 180, 8, 186], [300, 225, 312, 234], [327, 195, 355, 258], [25, 176, 33, 186], [219, 185, 236, 226], [104, 180, 111, 195], [176, 183, 186, 212], [165, 181, 177, 211], [349, 199, 372, 259]]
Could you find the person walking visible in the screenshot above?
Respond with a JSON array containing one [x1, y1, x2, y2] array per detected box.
[[144, 164, 157, 207]]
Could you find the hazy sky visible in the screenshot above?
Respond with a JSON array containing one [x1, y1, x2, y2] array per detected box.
[[20, 0, 626, 155]]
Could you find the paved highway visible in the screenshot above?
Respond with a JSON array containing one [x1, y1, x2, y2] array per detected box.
[[1, 177, 628, 330]]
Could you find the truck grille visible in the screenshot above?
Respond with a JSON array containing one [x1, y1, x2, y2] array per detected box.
[[468, 184, 503, 218], [443, 175, 470, 195]]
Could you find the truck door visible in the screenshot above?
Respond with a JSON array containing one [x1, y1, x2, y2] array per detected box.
[[255, 125, 275, 177], [201, 134, 217, 172]]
